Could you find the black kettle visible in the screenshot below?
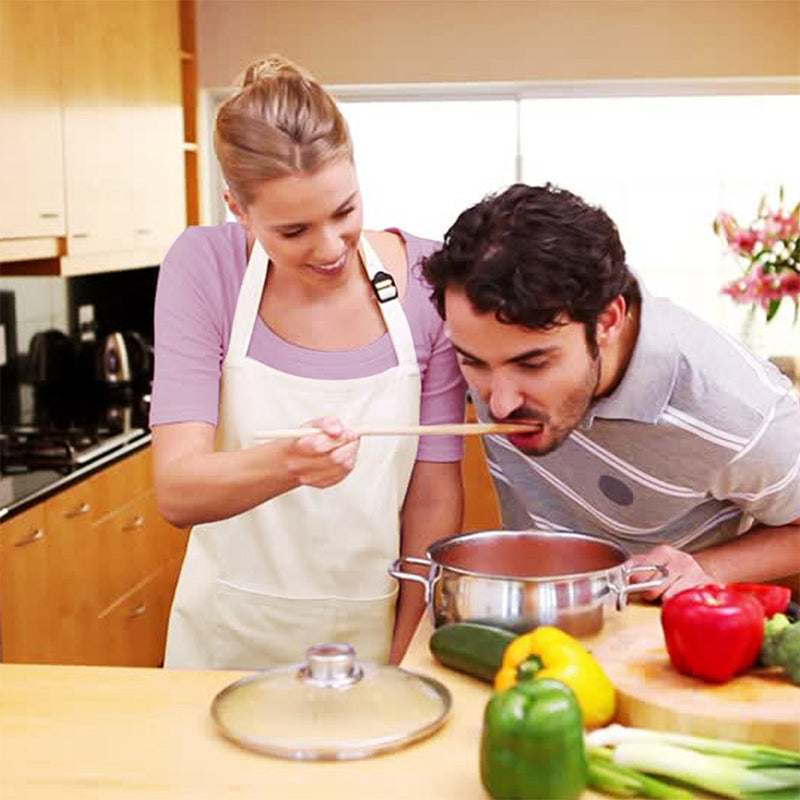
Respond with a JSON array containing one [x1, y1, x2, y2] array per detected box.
[[98, 331, 152, 386], [28, 329, 77, 385]]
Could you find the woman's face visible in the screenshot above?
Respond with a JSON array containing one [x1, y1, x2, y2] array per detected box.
[[232, 158, 364, 281]]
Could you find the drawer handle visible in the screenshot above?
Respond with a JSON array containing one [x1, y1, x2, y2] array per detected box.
[[71, 232, 89, 239], [63, 502, 91, 519], [135, 228, 151, 235], [127, 603, 147, 618], [122, 515, 146, 532], [14, 528, 45, 547], [39, 212, 61, 219]]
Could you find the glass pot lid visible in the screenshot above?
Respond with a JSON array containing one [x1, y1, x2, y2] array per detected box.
[[210, 643, 452, 761]]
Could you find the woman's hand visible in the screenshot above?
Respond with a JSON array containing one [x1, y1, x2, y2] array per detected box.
[[625, 544, 716, 601], [152, 417, 360, 527], [284, 416, 360, 488]]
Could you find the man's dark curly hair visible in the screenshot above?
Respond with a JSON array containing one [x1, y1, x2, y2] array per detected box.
[[422, 183, 641, 355]]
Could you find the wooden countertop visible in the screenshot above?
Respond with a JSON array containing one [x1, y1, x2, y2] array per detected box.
[[0, 604, 662, 800]]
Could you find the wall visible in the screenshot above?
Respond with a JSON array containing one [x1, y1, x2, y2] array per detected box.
[[196, 0, 800, 88]]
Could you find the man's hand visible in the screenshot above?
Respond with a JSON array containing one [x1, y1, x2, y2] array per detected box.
[[625, 544, 717, 601]]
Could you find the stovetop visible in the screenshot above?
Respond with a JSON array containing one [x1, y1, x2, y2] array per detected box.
[[0, 381, 152, 517], [0, 424, 147, 474]]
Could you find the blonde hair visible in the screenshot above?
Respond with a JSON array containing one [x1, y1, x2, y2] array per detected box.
[[215, 55, 353, 207]]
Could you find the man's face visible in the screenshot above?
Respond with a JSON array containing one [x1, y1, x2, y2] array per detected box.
[[444, 288, 601, 456]]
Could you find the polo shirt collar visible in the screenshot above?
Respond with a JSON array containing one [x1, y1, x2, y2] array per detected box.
[[581, 287, 679, 428]]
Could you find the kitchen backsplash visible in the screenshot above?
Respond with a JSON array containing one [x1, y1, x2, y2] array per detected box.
[[1, 276, 69, 361], [0, 266, 159, 362]]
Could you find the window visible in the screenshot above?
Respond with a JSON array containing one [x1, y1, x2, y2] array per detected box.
[[338, 98, 517, 240], [520, 94, 799, 351], [206, 82, 799, 354]]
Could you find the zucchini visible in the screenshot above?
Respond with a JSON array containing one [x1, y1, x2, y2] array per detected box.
[[429, 621, 517, 683]]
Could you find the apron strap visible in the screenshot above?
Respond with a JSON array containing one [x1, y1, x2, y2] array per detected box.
[[358, 234, 418, 369], [226, 238, 269, 362], [226, 233, 418, 370]]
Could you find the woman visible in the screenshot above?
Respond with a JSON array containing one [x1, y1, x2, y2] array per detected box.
[[151, 56, 466, 669]]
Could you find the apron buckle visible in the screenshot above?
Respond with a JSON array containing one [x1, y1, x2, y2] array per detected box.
[[371, 271, 399, 303]]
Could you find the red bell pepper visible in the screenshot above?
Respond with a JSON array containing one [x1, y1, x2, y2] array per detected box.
[[726, 582, 791, 618], [661, 584, 765, 683]]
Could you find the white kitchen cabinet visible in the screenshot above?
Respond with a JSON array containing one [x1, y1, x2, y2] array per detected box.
[[0, 0, 66, 251], [0, 0, 186, 274], [58, 0, 185, 273], [129, 0, 187, 253]]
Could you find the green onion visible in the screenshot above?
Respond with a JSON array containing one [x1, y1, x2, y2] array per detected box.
[[612, 743, 796, 800], [586, 725, 800, 800], [584, 726, 800, 800], [587, 747, 694, 799], [586, 725, 800, 767]]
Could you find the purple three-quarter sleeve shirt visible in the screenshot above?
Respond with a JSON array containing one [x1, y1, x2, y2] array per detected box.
[[150, 223, 466, 462]]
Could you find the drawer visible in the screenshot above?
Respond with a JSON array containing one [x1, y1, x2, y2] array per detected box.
[[91, 446, 152, 521], [96, 555, 184, 667], [0, 497, 99, 664], [0, 504, 49, 662], [94, 490, 189, 613]]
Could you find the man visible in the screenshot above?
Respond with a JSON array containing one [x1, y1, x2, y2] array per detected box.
[[423, 183, 800, 599]]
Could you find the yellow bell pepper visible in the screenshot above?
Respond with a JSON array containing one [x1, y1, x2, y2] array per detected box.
[[493, 626, 616, 729]]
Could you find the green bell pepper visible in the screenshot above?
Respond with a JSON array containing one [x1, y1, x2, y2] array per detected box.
[[480, 677, 588, 800]]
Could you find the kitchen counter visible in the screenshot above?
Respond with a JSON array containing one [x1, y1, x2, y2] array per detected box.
[[0, 606, 662, 800], [0, 430, 151, 520]]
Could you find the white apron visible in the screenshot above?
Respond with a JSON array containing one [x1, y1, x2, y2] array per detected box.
[[164, 235, 421, 669]]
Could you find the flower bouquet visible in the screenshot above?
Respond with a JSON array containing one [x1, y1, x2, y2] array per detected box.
[[713, 188, 800, 323]]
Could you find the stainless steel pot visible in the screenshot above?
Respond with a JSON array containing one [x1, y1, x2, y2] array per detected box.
[[389, 530, 668, 637]]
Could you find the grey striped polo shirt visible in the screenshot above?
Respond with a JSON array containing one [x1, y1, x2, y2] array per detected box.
[[474, 290, 800, 555]]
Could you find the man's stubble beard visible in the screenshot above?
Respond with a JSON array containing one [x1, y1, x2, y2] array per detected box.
[[515, 354, 602, 457]]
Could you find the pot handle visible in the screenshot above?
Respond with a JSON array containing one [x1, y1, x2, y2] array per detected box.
[[615, 564, 669, 611], [388, 556, 434, 605]]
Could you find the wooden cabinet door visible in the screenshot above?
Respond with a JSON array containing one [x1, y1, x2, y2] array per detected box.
[[95, 553, 185, 667], [91, 446, 152, 521], [0, 504, 50, 662], [94, 490, 188, 615], [0, 446, 188, 665], [58, 0, 183, 260], [130, 0, 186, 252], [0, 0, 66, 239], [0, 477, 98, 664], [58, 0, 141, 255], [36, 478, 100, 663], [96, 565, 168, 666]]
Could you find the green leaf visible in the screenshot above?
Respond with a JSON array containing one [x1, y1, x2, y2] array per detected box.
[[766, 299, 781, 322]]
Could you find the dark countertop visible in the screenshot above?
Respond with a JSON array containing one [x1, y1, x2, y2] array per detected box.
[[0, 431, 152, 522]]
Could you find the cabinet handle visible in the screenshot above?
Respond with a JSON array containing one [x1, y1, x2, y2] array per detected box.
[[14, 528, 44, 547], [39, 212, 61, 219], [71, 232, 89, 239], [135, 228, 151, 235], [127, 603, 147, 618], [122, 515, 146, 532], [63, 502, 91, 519]]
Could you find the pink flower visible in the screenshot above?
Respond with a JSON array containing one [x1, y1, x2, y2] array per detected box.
[[713, 212, 738, 243], [715, 190, 799, 322], [779, 270, 800, 299], [731, 228, 759, 256]]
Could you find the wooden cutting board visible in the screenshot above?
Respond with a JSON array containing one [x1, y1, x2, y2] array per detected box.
[[588, 613, 800, 751]]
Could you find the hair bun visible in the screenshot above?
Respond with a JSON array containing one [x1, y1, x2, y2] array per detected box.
[[240, 55, 313, 87]]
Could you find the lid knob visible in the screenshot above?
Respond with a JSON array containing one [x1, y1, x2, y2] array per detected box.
[[298, 643, 363, 688]]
